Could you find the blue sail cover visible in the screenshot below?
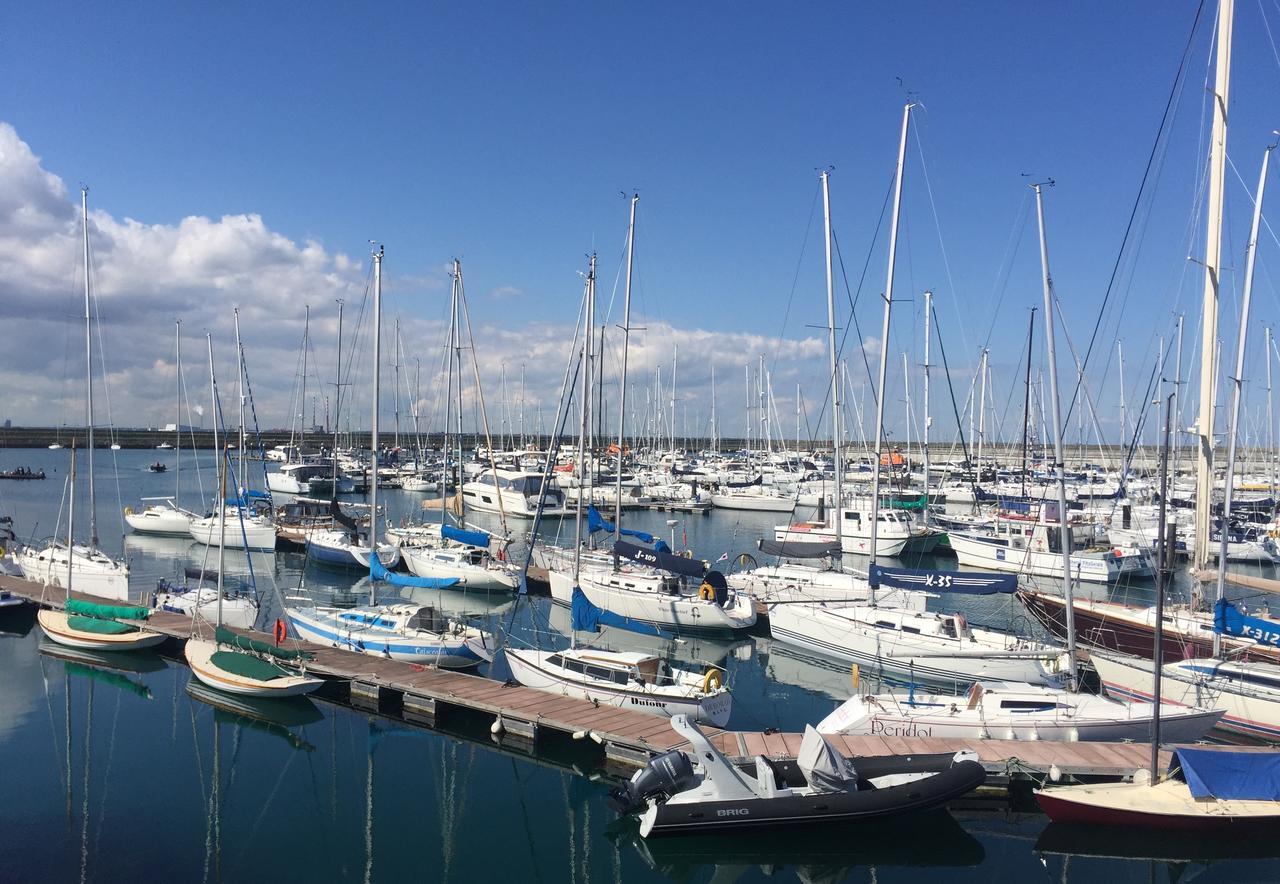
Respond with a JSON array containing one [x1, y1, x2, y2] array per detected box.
[[586, 506, 669, 552], [614, 540, 706, 578], [370, 555, 459, 589], [1171, 747, 1280, 800], [569, 587, 668, 637], [869, 563, 1018, 594], [441, 524, 491, 548], [1214, 598, 1280, 648]]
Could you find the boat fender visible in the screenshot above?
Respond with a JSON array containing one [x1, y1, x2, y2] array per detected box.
[[273, 618, 287, 646], [701, 667, 723, 693], [124, 506, 134, 515], [698, 582, 716, 601], [850, 663, 860, 691]]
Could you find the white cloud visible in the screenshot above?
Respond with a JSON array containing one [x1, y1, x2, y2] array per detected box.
[[0, 121, 835, 440]]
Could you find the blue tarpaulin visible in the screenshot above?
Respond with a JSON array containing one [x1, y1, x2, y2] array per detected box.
[[586, 506, 669, 551], [371, 555, 459, 589], [1214, 598, 1280, 648], [1171, 747, 1280, 800], [569, 586, 668, 638], [869, 563, 1018, 594], [441, 524, 491, 548]]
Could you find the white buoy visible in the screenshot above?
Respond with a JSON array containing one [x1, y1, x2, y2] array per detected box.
[[490, 717, 505, 736], [589, 731, 604, 745], [572, 730, 588, 741], [1048, 764, 1061, 782]]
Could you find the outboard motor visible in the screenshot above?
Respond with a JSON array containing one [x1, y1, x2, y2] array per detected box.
[[608, 750, 697, 814]]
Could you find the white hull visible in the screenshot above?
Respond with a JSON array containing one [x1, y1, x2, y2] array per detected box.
[[768, 603, 1067, 687], [817, 687, 1222, 742], [504, 647, 732, 727], [37, 609, 167, 651], [153, 586, 258, 630], [184, 637, 322, 697], [948, 532, 1149, 583], [124, 503, 194, 536], [773, 523, 913, 558], [727, 563, 924, 608], [710, 491, 795, 512], [189, 512, 277, 551], [286, 605, 488, 662], [1092, 650, 1280, 741], [548, 567, 757, 632], [401, 546, 518, 591], [18, 544, 131, 601], [265, 471, 311, 495]]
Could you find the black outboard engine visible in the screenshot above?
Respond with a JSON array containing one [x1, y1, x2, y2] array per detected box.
[[608, 749, 697, 814]]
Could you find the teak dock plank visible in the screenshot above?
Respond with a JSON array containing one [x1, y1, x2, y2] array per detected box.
[[0, 574, 1180, 779]]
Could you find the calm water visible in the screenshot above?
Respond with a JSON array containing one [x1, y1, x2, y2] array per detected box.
[[1, 448, 1278, 882]]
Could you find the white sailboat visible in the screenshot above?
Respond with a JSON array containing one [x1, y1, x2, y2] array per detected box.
[[20, 188, 131, 600]]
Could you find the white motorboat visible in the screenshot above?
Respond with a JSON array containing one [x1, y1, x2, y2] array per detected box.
[[774, 505, 919, 558], [189, 507, 277, 551], [461, 468, 572, 518], [710, 485, 795, 512], [768, 602, 1069, 687], [816, 680, 1223, 742], [726, 538, 925, 607], [548, 563, 757, 633], [504, 646, 732, 727], [124, 497, 196, 536], [18, 541, 131, 601]]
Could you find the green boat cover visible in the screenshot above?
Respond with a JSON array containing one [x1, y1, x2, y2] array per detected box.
[[67, 598, 150, 621], [65, 662, 152, 700], [215, 626, 311, 661], [67, 615, 138, 635], [210, 650, 290, 682], [887, 494, 927, 511]]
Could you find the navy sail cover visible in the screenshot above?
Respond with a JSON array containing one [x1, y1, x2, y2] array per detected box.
[[586, 506, 669, 551], [614, 540, 706, 578], [441, 524, 491, 548], [758, 538, 841, 559], [869, 563, 1017, 594], [371, 554, 459, 589], [570, 586, 668, 637]]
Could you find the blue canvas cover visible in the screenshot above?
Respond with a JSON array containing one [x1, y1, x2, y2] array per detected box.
[[1171, 747, 1280, 800], [441, 524, 491, 548], [869, 563, 1018, 594], [586, 506, 667, 550], [1214, 598, 1280, 648], [371, 555, 459, 589], [569, 586, 668, 638]]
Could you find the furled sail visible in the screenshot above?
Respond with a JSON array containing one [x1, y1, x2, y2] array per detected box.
[[614, 540, 706, 578], [869, 563, 1017, 594], [757, 538, 841, 559], [1213, 598, 1280, 648], [371, 554, 459, 589], [441, 524, 491, 548], [587, 506, 669, 552], [570, 587, 669, 638]]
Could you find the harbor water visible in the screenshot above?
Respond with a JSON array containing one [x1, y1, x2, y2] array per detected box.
[[1, 448, 1277, 882]]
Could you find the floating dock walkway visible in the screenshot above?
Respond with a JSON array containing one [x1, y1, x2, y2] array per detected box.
[[1, 573, 1175, 784]]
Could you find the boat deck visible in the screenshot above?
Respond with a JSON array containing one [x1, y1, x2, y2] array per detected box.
[[2, 573, 1181, 780]]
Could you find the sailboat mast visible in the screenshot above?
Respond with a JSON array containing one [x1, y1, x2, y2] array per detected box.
[[66, 443, 76, 595], [1033, 181, 1078, 687], [1268, 326, 1275, 498], [175, 320, 182, 502], [615, 194, 638, 542], [81, 188, 98, 549], [977, 348, 988, 479], [1213, 142, 1271, 657], [869, 102, 912, 572], [1174, 314, 1184, 477], [820, 170, 841, 546], [333, 299, 344, 493], [576, 254, 596, 581], [369, 246, 384, 605], [452, 260, 464, 521], [1021, 308, 1036, 498], [301, 305, 310, 460], [207, 333, 226, 629], [1194, 0, 1234, 572], [234, 308, 246, 494], [1118, 340, 1127, 445], [393, 318, 401, 451], [922, 290, 932, 514]]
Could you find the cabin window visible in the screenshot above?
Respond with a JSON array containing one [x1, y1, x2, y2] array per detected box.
[[547, 654, 564, 667], [1047, 527, 1063, 553], [585, 664, 615, 681], [564, 659, 586, 674], [901, 625, 921, 634], [999, 700, 1058, 712], [875, 620, 896, 629]]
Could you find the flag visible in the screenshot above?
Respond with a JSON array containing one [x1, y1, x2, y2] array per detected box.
[[716, 552, 729, 563]]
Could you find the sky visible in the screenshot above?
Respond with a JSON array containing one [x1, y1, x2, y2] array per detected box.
[[2, 1, 1280, 450]]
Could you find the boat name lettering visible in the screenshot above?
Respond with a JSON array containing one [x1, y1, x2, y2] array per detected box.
[[869, 718, 932, 738], [717, 808, 750, 817]]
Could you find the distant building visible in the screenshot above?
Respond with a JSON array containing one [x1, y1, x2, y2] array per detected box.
[[161, 423, 200, 432]]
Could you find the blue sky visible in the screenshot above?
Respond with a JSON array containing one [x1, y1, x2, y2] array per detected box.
[[1, 2, 1278, 448]]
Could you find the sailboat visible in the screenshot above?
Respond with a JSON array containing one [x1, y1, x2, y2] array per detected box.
[[285, 247, 493, 666], [126, 320, 198, 536], [37, 445, 166, 651], [19, 188, 131, 600]]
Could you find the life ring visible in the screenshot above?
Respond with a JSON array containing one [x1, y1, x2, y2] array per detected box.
[[701, 668, 723, 693], [698, 581, 715, 601], [273, 618, 287, 645], [682, 549, 694, 559]]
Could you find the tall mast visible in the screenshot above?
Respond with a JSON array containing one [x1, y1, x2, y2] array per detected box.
[[81, 188, 98, 549], [1267, 326, 1275, 497], [207, 333, 226, 629], [922, 290, 933, 516], [902, 353, 911, 478], [977, 348, 989, 479], [301, 305, 310, 460], [1034, 181, 1078, 688], [1213, 142, 1271, 656], [175, 320, 182, 502], [869, 102, 912, 574], [1118, 340, 1127, 446], [1194, 0, 1234, 571], [332, 299, 344, 496], [369, 246, 384, 605], [393, 317, 401, 451], [519, 363, 526, 450], [710, 364, 717, 453], [1174, 315, 1184, 478], [821, 170, 841, 545], [757, 353, 767, 454], [234, 308, 246, 493], [452, 261, 464, 520], [615, 194, 638, 542], [577, 254, 596, 579], [66, 442, 76, 596]]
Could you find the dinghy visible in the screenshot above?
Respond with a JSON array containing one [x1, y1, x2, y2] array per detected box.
[[611, 714, 986, 837]]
